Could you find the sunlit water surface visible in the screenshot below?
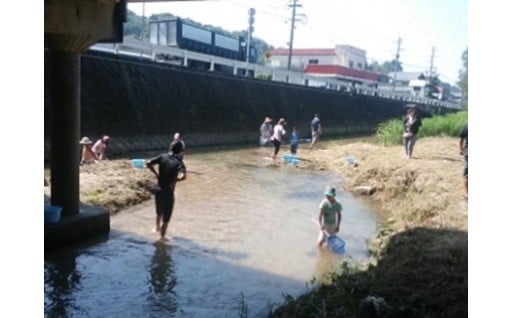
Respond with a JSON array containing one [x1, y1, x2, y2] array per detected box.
[[45, 144, 379, 318]]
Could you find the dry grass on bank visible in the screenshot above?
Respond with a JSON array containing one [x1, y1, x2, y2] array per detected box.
[[44, 159, 156, 214], [301, 136, 468, 232], [270, 136, 468, 317]]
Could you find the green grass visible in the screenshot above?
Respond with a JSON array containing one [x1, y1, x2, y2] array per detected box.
[[269, 228, 468, 318], [375, 111, 468, 146]]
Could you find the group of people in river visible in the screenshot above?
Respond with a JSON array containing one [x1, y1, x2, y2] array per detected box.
[[259, 113, 323, 160], [77, 105, 467, 246], [258, 114, 342, 249]]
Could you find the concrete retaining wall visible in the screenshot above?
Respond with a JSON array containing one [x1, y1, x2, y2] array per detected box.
[[44, 50, 452, 159]]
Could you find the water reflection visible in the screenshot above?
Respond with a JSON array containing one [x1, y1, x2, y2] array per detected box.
[[146, 241, 178, 315], [44, 253, 81, 317], [149, 241, 176, 294]]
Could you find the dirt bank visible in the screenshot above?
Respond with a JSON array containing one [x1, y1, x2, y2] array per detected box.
[[271, 136, 468, 317], [304, 136, 467, 231]]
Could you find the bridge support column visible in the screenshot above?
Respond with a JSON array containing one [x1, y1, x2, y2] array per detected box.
[[48, 51, 81, 217], [44, 0, 126, 250]]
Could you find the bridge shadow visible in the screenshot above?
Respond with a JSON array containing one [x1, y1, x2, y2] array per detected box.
[[270, 226, 468, 317], [44, 225, 316, 318]]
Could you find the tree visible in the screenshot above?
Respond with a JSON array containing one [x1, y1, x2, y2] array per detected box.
[[366, 60, 403, 75], [124, 10, 145, 38], [458, 48, 468, 109]]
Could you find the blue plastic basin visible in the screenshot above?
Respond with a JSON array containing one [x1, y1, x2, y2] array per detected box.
[[132, 159, 145, 169], [45, 206, 62, 224]]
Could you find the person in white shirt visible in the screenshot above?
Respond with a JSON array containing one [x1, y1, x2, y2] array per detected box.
[[92, 135, 110, 160], [259, 116, 273, 146], [270, 118, 286, 159]]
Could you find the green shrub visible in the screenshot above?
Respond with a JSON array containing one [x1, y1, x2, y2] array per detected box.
[[376, 111, 468, 146]]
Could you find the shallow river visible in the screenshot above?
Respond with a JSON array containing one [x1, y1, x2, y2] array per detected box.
[[45, 143, 379, 318]]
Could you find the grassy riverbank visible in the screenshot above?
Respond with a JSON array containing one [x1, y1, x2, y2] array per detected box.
[[44, 114, 468, 317], [269, 136, 468, 317], [267, 113, 468, 317]]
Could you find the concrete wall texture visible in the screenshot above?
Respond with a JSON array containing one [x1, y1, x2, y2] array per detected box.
[[44, 50, 451, 159]]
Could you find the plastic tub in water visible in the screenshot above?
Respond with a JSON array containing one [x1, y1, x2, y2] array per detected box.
[[132, 159, 145, 169], [45, 206, 62, 224], [327, 234, 346, 254]]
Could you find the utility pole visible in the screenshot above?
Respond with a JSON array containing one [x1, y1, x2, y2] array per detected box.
[[141, 1, 146, 40], [429, 46, 436, 80], [245, 8, 256, 77], [392, 37, 402, 92], [429, 46, 437, 99], [287, 0, 302, 81]]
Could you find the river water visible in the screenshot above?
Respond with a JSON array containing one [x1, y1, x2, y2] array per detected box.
[[44, 143, 379, 318]]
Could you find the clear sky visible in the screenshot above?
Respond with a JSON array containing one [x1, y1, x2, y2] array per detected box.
[[128, 0, 467, 86]]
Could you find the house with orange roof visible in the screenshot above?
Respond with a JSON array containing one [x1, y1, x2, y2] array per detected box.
[[266, 44, 381, 87]]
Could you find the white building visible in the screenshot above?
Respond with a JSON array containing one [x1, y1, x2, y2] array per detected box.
[[267, 44, 368, 71]]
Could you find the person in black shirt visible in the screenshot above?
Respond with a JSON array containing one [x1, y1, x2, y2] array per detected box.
[[147, 142, 187, 240], [459, 123, 468, 199], [403, 104, 422, 159]]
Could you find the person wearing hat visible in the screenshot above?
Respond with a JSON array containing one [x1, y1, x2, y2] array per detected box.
[[146, 141, 187, 241], [80, 136, 97, 165], [259, 116, 273, 146], [402, 104, 422, 159], [92, 135, 110, 160], [316, 185, 343, 248]]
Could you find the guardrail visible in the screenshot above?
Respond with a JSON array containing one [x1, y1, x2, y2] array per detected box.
[[90, 39, 461, 110]]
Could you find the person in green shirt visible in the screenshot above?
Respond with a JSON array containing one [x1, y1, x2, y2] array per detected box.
[[316, 185, 343, 248]]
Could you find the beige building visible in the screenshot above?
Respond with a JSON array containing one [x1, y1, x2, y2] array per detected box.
[[267, 44, 367, 71]]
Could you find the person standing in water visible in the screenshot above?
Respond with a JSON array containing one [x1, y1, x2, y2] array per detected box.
[[290, 126, 299, 155], [259, 116, 273, 146], [309, 114, 322, 150], [146, 141, 187, 241], [316, 185, 342, 248], [270, 118, 286, 159]]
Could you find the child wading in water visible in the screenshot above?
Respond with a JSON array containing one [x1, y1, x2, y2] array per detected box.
[[290, 126, 299, 155], [316, 185, 343, 248]]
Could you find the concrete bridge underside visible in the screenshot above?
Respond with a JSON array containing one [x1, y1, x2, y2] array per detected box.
[[45, 0, 127, 250]]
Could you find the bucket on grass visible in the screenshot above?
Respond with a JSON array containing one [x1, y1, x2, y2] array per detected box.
[[345, 156, 355, 165], [45, 205, 62, 224], [132, 159, 145, 169]]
